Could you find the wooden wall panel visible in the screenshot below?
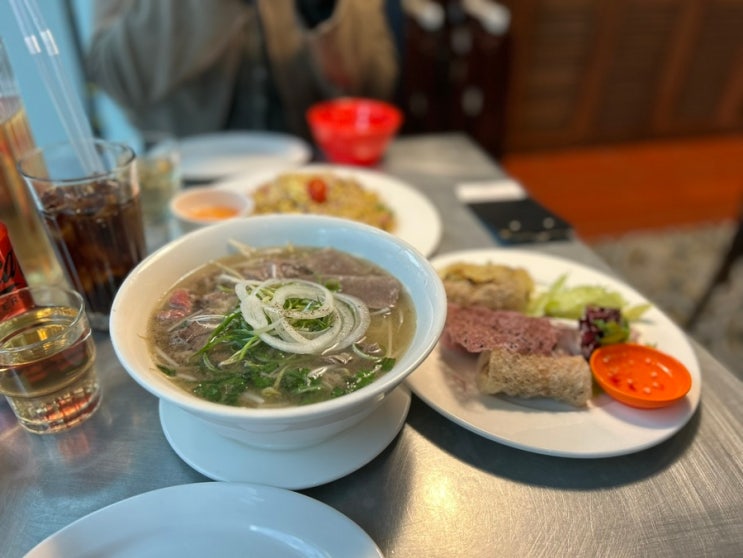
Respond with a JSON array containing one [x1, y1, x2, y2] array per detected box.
[[398, 0, 743, 155], [503, 0, 743, 152]]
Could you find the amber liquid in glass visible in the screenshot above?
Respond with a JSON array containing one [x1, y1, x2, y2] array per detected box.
[[0, 100, 64, 285], [0, 304, 100, 433]]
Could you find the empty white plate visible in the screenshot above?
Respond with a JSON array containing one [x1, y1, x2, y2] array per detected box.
[[179, 131, 311, 181], [25, 482, 382, 558]]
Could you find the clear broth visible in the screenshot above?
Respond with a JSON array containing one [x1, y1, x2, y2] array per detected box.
[[147, 246, 416, 408]]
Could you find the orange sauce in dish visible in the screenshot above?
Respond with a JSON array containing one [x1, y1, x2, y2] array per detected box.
[[185, 206, 240, 220]]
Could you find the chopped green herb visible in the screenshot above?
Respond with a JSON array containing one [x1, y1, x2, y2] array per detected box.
[[157, 364, 177, 377]]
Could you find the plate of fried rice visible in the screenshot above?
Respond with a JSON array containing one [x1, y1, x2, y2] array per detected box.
[[212, 164, 442, 256]]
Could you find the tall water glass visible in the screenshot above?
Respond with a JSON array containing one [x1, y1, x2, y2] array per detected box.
[[17, 139, 146, 330], [136, 130, 182, 225], [0, 37, 64, 286]]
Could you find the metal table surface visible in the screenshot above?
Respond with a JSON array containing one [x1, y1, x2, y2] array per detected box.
[[3, 134, 743, 557]]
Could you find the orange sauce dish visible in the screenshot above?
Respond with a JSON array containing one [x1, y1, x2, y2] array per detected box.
[[589, 343, 692, 409]]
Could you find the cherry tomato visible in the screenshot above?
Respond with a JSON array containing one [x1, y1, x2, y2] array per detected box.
[[589, 343, 692, 409], [307, 178, 328, 203]]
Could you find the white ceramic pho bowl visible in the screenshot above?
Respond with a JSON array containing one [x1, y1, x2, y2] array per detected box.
[[110, 215, 446, 449]]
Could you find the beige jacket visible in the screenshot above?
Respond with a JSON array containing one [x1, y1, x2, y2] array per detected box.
[[87, 0, 399, 138]]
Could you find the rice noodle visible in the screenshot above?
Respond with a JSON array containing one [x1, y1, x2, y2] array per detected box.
[[189, 314, 227, 329], [352, 343, 380, 361], [238, 391, 265, 405], [154, 345, 180, 369], [167, 310, 201, 332]]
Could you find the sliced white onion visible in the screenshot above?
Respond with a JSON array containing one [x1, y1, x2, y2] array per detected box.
[[270, 282, 334, 319], [335, 293, 371, 348], [234, 278, 370, 355]]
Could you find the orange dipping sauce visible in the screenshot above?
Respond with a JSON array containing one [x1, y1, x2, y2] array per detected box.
[[185, 206, 240, 220]]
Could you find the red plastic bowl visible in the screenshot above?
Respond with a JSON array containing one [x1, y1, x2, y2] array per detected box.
[[306, 98, 403, 166]]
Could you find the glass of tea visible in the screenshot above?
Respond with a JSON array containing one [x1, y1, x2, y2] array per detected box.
[[17, 139, 147, 330], [0, 37, 65, 286], [0, 285, 100, 434]]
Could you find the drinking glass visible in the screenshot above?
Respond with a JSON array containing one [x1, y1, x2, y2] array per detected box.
[[0, 37, 64, 286], [17, 139, 147, 330], [0, 285, 101, 434], [136, 130, 182, 225]]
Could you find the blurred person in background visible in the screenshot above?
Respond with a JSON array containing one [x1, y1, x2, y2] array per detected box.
[[86, 0, 399, 140]]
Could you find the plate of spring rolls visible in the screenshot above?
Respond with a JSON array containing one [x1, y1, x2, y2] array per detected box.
[[406, 248, 702, 458]]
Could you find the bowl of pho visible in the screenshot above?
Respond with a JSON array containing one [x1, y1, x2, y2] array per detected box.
[[110, 214, 446, 449]]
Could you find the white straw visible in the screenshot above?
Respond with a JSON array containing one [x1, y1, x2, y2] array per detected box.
[[9, 0, 104, 174], [0, 39, 18, 120]]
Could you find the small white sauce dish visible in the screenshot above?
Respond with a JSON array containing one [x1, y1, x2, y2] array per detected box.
[[169, 187, 252, 234]]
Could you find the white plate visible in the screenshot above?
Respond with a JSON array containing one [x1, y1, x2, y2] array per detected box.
[[25, 482, 382, 558], [406, 248, 702, 458], [160, 387, 410, 489], [212, 163, 443, 257], [179, 131, 311, 181]]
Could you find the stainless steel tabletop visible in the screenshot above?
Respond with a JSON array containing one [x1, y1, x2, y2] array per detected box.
[[3, 134, 743, 557]]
